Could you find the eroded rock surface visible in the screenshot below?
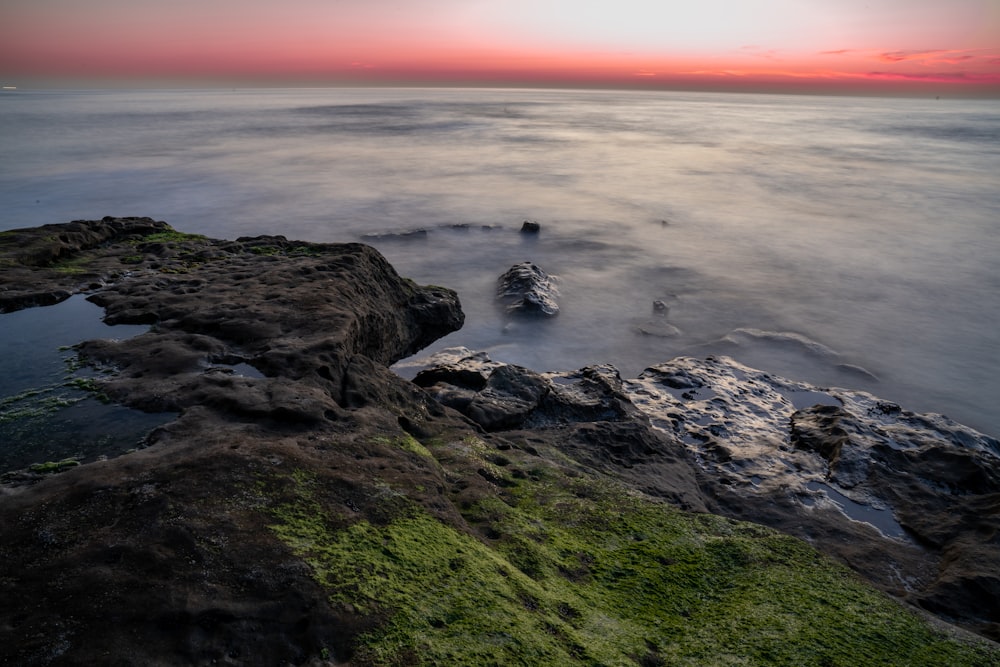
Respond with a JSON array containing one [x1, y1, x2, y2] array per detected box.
[[1, 220, 997, 664], [414, 348, 1000, 639], [0, 219, 468, 664], [496, 261, 559, 317]]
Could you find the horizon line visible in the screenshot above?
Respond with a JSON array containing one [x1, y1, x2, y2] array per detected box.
[[2, 78, 997, 100]]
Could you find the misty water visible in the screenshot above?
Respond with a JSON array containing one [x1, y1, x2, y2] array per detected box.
[[1, 87, 998, 438]]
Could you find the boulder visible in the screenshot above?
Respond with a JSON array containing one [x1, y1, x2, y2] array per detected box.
[[496, 261, 559, 316]]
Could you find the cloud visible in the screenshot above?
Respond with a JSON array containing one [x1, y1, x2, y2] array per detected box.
[[877, 49, 945, 63], [876, 49, 999, 66], [867, 70, 1000, 83], [816, 48, 1000, 79]]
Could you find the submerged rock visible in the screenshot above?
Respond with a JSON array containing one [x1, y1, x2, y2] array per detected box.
[[634, 299, 681, 337], [496, 261, 559, 317]]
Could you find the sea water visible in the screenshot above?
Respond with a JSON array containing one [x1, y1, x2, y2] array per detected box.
[[1, 87, 998, 438]]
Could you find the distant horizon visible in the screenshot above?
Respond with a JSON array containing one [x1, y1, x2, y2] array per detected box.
[[3, 0, 999, 99], [2, 80, 996, 101]]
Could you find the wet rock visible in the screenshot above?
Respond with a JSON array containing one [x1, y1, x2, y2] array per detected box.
[[635, 299, 681, 337], [496, 261, 559, 317], [416, 350, 640, 432], [0, 219, 468, 664], [0, 216, 172, 312], [520, 220, 541, 233], [412, 350, 1000, 639], [411, 347, 503, 390], [624, 355, 1000, 639], [3, 220, 999, 658]]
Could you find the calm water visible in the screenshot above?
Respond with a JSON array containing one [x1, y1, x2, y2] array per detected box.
[[2, 88, 998, 437]]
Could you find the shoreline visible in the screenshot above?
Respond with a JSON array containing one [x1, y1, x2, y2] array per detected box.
[[1, 218, 997, 662]]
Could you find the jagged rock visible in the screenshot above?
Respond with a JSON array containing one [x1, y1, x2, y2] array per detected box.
[[520, 220, 541, 233], [0, 219, 467, 664], [2, 221, 998, 661], [0, 216, 173, 312], [413, 350, 1000, 639], [415, 349, 641, 431], [496, 261, 559, 316]]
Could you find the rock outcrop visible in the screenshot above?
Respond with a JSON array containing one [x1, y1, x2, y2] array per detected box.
[[414, 348, 1000, 640], [1, 219, 997, 665], [496, 261, 559, 317], [0, 219, 469, 664]]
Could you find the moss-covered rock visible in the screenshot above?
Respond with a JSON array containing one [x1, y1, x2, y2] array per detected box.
[[1, 220, 996, 665], [268, 452, 995, 666]]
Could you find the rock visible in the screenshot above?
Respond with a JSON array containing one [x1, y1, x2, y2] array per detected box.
[[412, 350, 1000, 640], [2, 221, 998, 661], [0, 219, 468, 664], [411, 347, 503, 390], [633, 299, 681, 337], [496, 261, 559, 317], [0, 216, 172, 312], [624, 355, 1000, 640], [520, 220, 540, 233]]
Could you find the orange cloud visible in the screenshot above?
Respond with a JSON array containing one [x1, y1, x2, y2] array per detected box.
[[877, 50, 946, 63], [866, 70, 1000, 83]]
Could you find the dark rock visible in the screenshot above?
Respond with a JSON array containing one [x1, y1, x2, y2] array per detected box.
[[0, 219, 467, 664], [411, 349, 1000, 640], [496, 261, 559, 316], [624, 355, 1000, 640], [3, 220, 998, 660], [416, 349, 640, 431], [413, 348, 501, 391], [0, 217, 172, 312], [520, 220, 541, 233]]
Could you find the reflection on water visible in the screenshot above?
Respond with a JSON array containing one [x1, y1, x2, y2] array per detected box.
[[806, 481, 907, 540], [1, 88, 998, 436], [0, 296, 174, 472]]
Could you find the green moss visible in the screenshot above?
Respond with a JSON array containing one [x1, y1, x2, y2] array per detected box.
[[248, 245, 282, 256], [0, 386, 86, 423], [287, 245, 324, 257], [140, 230, 208, 244], [64, 377, 111, 403], [51, 256, 91, 275], [266, 461, 995, 666], [28, 458, 80, 474], [373, 434, 436, 460]]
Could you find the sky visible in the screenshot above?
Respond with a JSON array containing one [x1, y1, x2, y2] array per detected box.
[[2, 0, 999, 95]]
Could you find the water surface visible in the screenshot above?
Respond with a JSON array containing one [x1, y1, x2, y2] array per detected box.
[[2, 88, 997, 436]]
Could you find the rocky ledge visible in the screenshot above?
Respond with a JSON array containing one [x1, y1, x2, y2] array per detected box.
[[0, 218, 997, 666], [415, 348, 1000, 638]]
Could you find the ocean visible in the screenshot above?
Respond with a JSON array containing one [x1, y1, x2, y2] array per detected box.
[[2, 87, 998, 440]]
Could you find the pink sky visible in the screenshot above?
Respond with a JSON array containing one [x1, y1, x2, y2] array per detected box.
[[2, 0, 999, 95]]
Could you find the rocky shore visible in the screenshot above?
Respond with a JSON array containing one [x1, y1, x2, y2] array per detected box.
[[1, 218, 997, 665]]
